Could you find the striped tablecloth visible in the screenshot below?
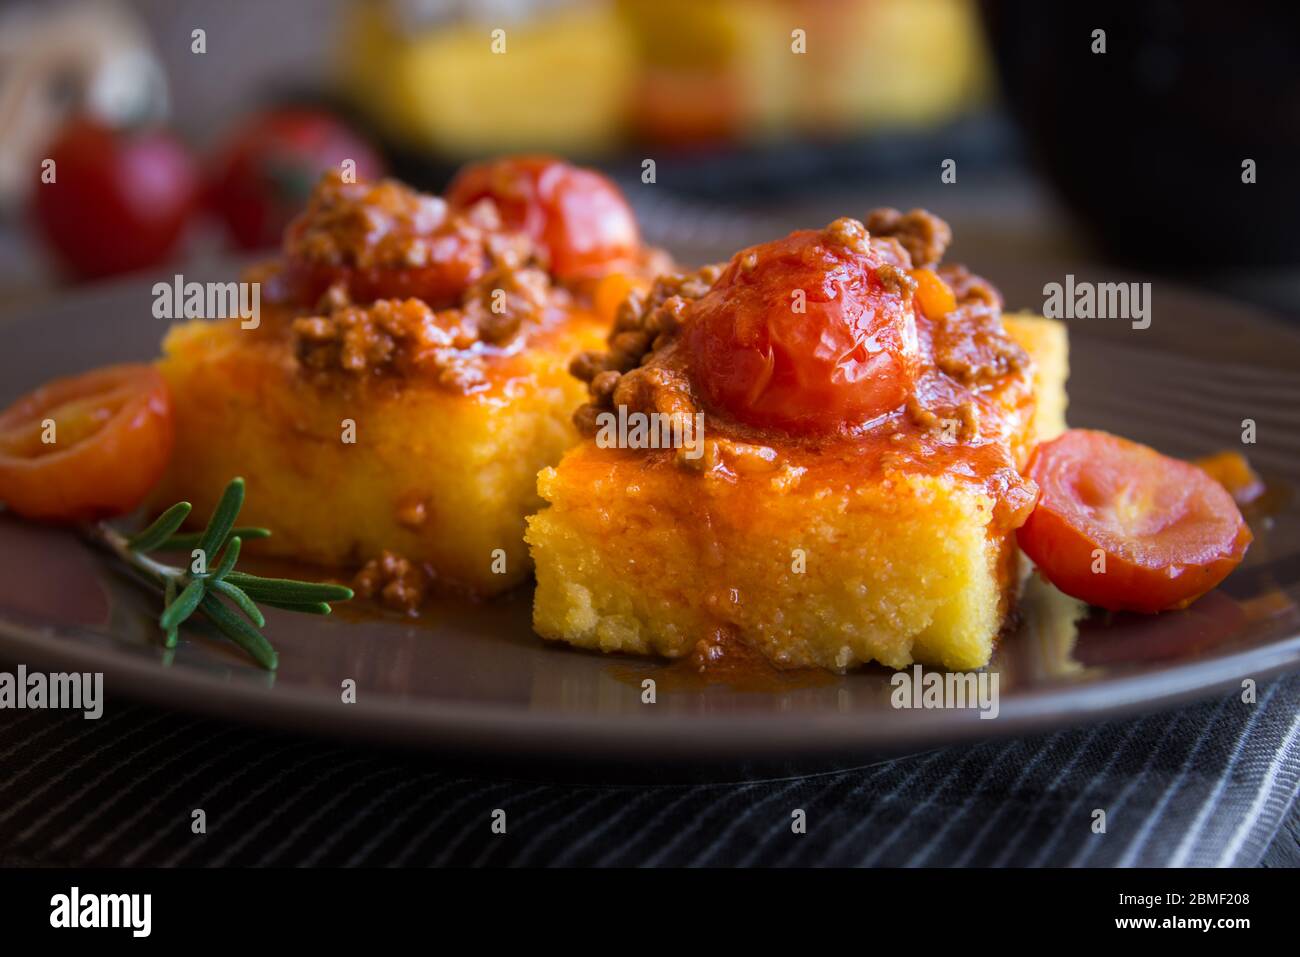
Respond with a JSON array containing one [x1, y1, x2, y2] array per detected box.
[[0, 670, 1295, 867]]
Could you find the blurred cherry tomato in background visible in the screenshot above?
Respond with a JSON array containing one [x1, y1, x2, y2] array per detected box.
[[29, 118, 198, 281], [206, 108, 384, 250]]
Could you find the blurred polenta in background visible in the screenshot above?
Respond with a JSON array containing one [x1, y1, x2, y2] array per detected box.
[[0, 0, 1296, 317], [338, 0, 989, 156]]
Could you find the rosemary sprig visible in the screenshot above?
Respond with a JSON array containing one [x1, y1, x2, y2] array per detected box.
[[88, 477, 353, 670]]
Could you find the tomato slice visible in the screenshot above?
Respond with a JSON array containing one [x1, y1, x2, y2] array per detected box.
[[1017, 430, 1251, 613], [446, 155, 641, 281], [0, 365, 173, 522], [682, 221, 918, 434]]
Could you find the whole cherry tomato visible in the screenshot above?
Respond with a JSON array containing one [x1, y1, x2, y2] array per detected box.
[[30, 119, 198, 280], [0, 365, 173, 522], [682, 221, 918, 434], [446, 155, 641, 281], [207, 108, 385, 250], [1018, 430, 1251, 613]]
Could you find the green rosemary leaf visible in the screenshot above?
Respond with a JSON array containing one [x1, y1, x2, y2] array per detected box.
[[162, 577, 180, 648], [199, 593, 278, 670], [127, 502, 192, 553], [224, 571, 354, 604], [196, 478, 245, 566], [209, 578, 265, 628], [257, 599, 333, 616], [213, 536, 242, 581], [159, 526, 270, 552], [94, 476, 351, 671], [160, 577, 205, 632]]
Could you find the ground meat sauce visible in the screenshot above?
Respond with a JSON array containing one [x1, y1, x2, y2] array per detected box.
[[276, 172, 495, 310], [285, 172, 458, 270], [865, 206, 953, 269], [290, 242, 558, 390], [569, 210, 1039, 533], [292, 298, 489, 391], [569, 264, 721, 433], [927, 261, 1025, 383], [281, 173, 584, 394], [352, 549, 429, 614]]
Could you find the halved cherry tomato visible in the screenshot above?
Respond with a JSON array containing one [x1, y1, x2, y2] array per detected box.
[[682, 225, 918, 433], [0, 365, 173, 523], [446, 155, 640, 281], [1018, 430, 1251, 613]]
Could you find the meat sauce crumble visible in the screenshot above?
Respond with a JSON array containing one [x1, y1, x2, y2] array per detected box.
[[571, 209, 1038, 532], [275, 172, 601, 395], [285, 172, 459, 271], [352, 549, 429, 614]]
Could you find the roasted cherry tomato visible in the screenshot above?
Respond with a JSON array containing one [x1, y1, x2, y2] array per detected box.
[[207, 109, 384, 250], [1018, 430, 1251, 613], [280, 174, 485, 308], [446, 155, 640, 281], [0, 365, 173, 522], [30, 119, 198, 280], [682, 224, 918, 433]]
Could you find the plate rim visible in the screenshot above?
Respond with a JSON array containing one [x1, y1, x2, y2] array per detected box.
[[1, 612, 1296, 761]]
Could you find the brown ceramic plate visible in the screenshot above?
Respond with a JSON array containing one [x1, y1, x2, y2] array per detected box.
[[0, 263, 1298, 763]]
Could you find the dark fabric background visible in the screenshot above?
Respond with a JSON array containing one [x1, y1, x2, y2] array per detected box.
[[0, 671, 1295, 867]]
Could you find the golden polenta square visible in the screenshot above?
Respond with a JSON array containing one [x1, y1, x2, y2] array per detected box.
[[526, 313, 1067, 671], [154, 307, 606, 595]]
